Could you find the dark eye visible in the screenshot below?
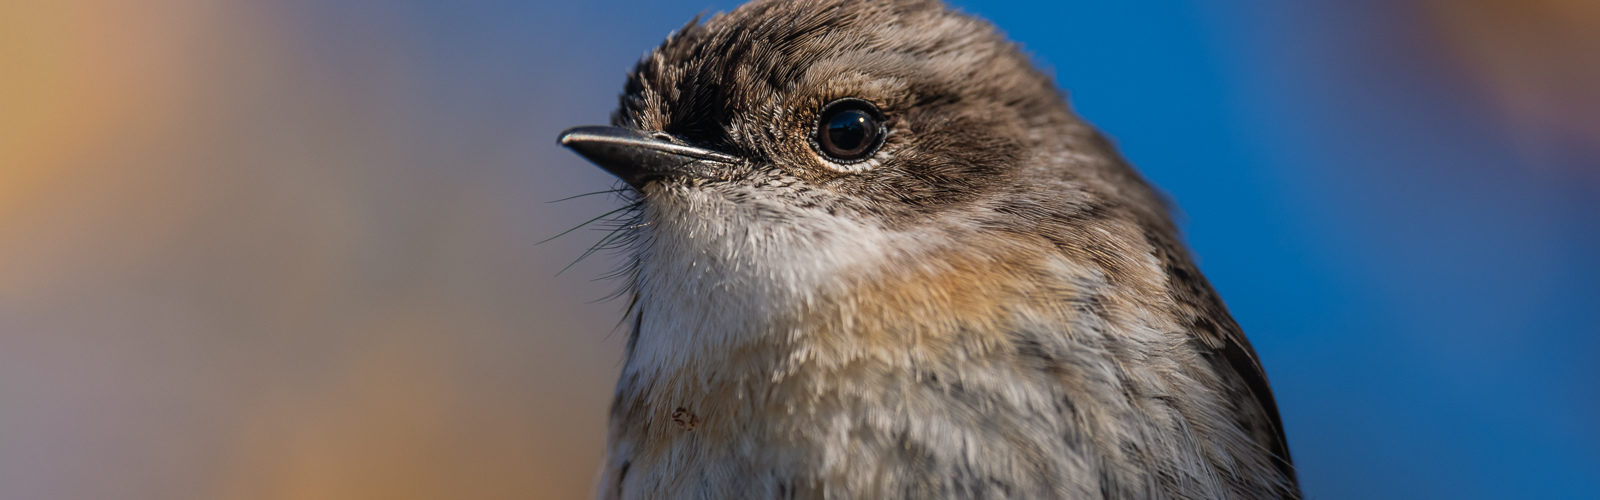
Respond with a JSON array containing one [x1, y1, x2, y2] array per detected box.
[[813, 99, 886, 163]]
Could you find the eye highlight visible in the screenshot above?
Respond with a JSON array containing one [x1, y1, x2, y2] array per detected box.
[[812, 98, 886, 164]]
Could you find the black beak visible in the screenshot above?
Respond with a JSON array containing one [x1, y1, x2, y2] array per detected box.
[[558, 126, 736, 189]]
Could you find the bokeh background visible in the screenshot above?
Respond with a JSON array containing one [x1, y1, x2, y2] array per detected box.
[[3, 0, 1597, 498]]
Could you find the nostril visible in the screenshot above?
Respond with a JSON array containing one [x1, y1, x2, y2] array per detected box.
[[649, 132, 677, 143]]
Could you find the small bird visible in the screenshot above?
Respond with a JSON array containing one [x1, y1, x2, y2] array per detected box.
[[558, 0, 1298, 498]]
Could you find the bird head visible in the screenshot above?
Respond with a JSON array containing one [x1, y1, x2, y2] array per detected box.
[[558, 0, 1177, 370]]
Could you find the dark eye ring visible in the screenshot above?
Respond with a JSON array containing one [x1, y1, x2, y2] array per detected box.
[[812, 98, 886, 164]]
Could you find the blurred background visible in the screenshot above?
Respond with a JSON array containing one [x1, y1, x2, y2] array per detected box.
[[2, 0, 1596, 498]]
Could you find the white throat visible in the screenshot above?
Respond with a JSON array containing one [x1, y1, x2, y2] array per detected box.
[[622, 185, 915, 386]]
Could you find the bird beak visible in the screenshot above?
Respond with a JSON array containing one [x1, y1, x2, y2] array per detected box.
[[558, 126, 737, 189]]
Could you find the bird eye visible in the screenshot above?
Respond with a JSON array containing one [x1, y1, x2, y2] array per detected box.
[[813, 99, 885, 163]]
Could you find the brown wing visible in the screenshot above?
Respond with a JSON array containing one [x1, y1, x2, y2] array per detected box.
[[1145, 230, 1299, 490]]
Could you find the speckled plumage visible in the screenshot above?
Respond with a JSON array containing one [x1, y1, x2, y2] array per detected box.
[[575, 0, 1299, 498]]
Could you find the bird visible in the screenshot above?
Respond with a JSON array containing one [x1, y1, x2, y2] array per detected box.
[[557, 0, 1299, 498]]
